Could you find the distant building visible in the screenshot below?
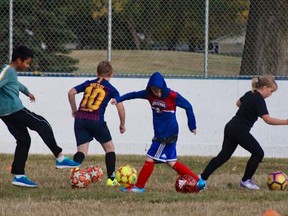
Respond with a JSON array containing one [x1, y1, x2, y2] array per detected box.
[[65, 43, 79, 50], [211, 33, 245, 55]]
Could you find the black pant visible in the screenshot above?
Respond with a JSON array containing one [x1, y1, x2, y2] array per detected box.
[[1, 108, 62, 174], [201, 120, 264, 181]]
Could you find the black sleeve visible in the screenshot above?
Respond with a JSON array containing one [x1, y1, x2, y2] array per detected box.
[[255, 95, 269, 117]]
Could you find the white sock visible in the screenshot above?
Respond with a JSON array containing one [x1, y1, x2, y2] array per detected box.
[[15, 175, 25, 178], [57, 155, 65, 162]]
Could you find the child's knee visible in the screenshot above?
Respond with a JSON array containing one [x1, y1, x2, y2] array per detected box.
[[254, 149, 264, 162], [17, 136, 31, 147]]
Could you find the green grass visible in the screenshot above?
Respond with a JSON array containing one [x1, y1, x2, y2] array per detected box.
[[69, 50, 241, 76], [0, 154, 287, 216]]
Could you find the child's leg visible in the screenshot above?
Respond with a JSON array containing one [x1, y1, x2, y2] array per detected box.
[[242, 156, 262, 181], [20, 108, 63, 157], [73, 143, 89, 163], [135, 158, 154, 188], [170, 161, 199, 181], [105, 152, 116, 180], [201, 136, 237, 180], [2, 117, 31, 175], [103, 141, 116, 180], [239, 134, 264, 181]]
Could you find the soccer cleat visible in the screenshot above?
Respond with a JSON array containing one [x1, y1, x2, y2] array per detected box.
[[240, 179, 260, 190], [106, 178, 120, 186], [196, 178, 207, 190], [56, 157, 81, 169], [12, 176, 38, 188], [121, 185, 145, 193]]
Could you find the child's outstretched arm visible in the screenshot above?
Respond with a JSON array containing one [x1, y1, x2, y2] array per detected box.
[[110, 90, 147, 105], [261, 114, 288, 125]]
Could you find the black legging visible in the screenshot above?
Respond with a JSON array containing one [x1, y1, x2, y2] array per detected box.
[[1, 108, 62, 174], [201, 120, 264, 181]]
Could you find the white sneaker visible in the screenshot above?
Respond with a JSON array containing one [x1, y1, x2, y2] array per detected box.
[[240, 179, 260, 190]]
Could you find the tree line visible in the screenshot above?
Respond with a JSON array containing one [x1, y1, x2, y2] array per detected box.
[[3, 0, 286, 76]]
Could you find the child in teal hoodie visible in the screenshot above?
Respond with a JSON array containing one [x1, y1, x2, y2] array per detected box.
[[0, 45, 79, 188]]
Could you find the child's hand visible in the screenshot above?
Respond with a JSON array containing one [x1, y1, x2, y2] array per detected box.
[[119, 124, 126, 134], [71, 110, 77, 118], [110, 98, 117, 105], [191, 129, 197, 135], [28, 93, 35, 102]]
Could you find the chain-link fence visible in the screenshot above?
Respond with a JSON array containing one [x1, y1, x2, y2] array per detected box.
[[1, 0, 288, 77]]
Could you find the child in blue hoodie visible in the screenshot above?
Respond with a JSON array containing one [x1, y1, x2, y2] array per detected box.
[[111, 72, 205, 192]]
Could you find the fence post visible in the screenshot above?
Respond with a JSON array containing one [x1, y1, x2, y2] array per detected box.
[[9, 0, 13, 62], [107, 0, 112, 62], [204, 0, 209, 78]]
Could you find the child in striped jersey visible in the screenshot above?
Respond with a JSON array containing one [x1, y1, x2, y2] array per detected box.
[[68, 61, 126, 187]]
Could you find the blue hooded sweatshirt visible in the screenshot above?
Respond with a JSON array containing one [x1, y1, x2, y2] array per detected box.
[[115, 72, 196, 139]]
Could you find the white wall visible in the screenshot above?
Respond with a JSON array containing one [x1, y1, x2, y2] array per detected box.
[[1, 76, 288, 158]]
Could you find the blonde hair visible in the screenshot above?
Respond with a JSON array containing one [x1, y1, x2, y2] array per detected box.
[[251, 74, 278, 92], [97, 61, 113, 78]]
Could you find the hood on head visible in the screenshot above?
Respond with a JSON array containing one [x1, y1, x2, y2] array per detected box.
[[146, 72, 169, 98]]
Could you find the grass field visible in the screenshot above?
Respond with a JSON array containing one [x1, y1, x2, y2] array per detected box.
[[69, 50, 241, 76], [1, 154, 287, 216]]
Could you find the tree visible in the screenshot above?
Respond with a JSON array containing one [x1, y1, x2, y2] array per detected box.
[[240, 0, 288, 76], [67, 0, 108, 50], [115, 0, 248, 50], [1, 0, 78, 73], [92, 0, 136, 49], [84, 0, 248, 51]]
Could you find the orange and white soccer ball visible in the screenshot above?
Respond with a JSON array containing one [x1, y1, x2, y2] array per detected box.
[[86, 165, 103, 183], [70, 168, 91, 188], [115, 164, 137, 187]]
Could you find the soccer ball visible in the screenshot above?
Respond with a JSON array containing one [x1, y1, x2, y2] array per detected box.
[[86, 165, 103, 183], [267, 171, 288, 191], [175, 174, 199, 193], [262, 209, 281, 216], [70, 168, 91, 189], [115, 164, 138, 187]]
